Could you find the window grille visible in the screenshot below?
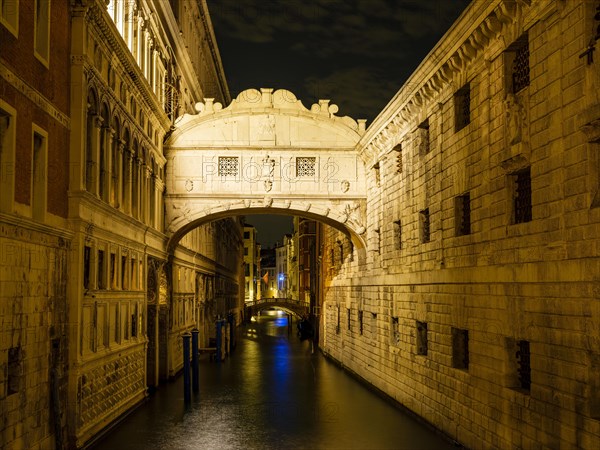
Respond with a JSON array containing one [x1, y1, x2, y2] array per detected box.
[[417, 119, 430, 155], [97, 249, 105, 289], [512, 38, 530, 93], [296, 157, 316, 177], [373, 162, 381, 186], [7, 346, 21, 395], [121, 256, 127, 289], [516, 340, 531, 390], [392, 317, 400, 345], [416, 321, 428, 355], [395, 147, 403, 173], [513, 168, 532, 223], [455, 193, 471, 236], [358, 310, 363, 335], [452, 328, 469, 369], [394, 220, 402, 250], [420, 208, 430, 243], [347, 309, 351, 331], [218, 156, 239, 177], [336, 305, 340, 334], [83, 246, 91, 289], [454, 84, 471, 132], [110, 253, 116, 288]]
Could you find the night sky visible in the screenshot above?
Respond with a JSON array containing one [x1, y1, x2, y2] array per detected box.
[[207, 0, 472, 246]]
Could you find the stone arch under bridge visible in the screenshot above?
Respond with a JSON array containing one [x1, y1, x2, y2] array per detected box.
[[164, 88, 368, 251]]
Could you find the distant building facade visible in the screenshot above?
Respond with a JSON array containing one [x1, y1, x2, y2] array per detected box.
[[243, 224, 260, 303], [259, 247, 276, 299], [275, 235, 292, 298]]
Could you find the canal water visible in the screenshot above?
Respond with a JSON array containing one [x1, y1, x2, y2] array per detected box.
[[91, 312, 458, 450]]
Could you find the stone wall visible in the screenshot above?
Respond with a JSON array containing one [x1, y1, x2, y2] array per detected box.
[[0, 219, 70, 450], [321, 1, 600, 449]]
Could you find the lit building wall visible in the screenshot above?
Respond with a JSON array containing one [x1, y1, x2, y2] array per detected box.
[[320, 1, 600, 449], [0, 0, 232, 447], [243, 225, 259, 302], [0, 2, 72, 448]]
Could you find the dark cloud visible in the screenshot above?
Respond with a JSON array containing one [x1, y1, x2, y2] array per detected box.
[[305, 67, 401, 121], [208, 0, 471, 122]]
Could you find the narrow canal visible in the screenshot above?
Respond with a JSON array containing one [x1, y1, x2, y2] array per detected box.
[[91, 312, 458, 450]]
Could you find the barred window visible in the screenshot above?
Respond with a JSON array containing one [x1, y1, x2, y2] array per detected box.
[[347, 308, 351, 331], [97, 249, 105, 289], [419, 208, 430, 243], [391, 317, 400, 345], [516, 340, 531, 391], [454, 83, 471, 132], [452, 328, 469, 370], [7, 346, 22, 395], [394, 220, 402, 250], [358, 310, 363, 335], [509, 35, 530, 93], [218, 156, 239, 177], [373, 162, 380, 186], [416, 321, 428, 355], [512, 167, 532, 224], [455, 193, 471, 236], [394, 143, 403, 173], [83, 246, 91, 289], [296, 157, 316, 177], [417, 119, 430, 155]]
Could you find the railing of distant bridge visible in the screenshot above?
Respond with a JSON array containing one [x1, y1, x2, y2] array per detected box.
[[245, 298, 310, 312]]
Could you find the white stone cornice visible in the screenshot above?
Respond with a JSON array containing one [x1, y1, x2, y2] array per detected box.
[[0, 58, 71, 129], [169, 88, 364, 145], [85, 0, 170, 132], [357, 0, 540, 163]]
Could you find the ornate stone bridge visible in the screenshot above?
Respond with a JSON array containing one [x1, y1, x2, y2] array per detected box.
[[245, 298, 310, 319], [164, 88, 368, 251]]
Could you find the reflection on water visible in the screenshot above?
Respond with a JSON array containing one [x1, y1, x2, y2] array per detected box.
[[91, 313, 458, 450]]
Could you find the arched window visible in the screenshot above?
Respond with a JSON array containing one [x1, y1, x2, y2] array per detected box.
[[122, 128, 131, 213], [99, 103, 110, 201], [132, 138, 139, 218], [111, 116, 120, 207], [150, 156, 156, 227], [85, 89, 99, 192]]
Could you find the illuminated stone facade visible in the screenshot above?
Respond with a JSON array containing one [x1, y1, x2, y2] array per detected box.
[[1, 0, 241, 448], [321, 1, 600, 449], [243, 224, 260, 303], [1, 1, 72, 449], [2, 0, 600, 449]]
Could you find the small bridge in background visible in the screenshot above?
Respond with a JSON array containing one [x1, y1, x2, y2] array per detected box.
[[245, 298, 310, 319]]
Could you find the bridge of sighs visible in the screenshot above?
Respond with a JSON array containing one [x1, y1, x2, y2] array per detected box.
[[164, 88, 369, 252]]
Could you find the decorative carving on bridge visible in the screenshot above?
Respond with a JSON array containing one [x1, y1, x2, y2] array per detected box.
[[175, 88, 365, 134], [341, 202, 366, 234], [166, 201, 192, 232]]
